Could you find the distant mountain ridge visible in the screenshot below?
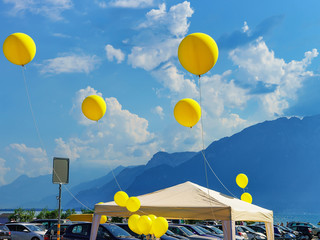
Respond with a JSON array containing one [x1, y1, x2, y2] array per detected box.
[[2, 115, 320, 214]]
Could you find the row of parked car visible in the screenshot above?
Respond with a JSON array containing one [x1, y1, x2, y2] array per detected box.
[[0, 220, 319, 240]]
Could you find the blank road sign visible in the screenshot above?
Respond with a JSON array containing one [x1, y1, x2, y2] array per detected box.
[[53, 157, 69, 184]]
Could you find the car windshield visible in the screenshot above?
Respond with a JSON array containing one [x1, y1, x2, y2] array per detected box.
[[0, 225, 9, 231], [103, 224, 132, 238], [179, 226, 194, 236], [196, 226, 212, 234], [208, 226, 223, 234], [27, 225, 43, 231], [241, 226, 256, 234], [166, 230, 175, 235]]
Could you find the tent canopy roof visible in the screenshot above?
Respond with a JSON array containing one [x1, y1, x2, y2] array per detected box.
[[94, 181, 273, 222]]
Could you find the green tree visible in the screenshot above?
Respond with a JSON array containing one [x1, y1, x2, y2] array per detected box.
[[61, 209, 76, 219], [110, 217, 123, 223], [8, 208, 36, 222], [81, 208, 94, 214]]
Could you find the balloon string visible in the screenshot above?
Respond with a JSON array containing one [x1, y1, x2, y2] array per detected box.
[[198, 75, 238, 199], [96, 122, 122, 191], [21, 67, 93, 211]]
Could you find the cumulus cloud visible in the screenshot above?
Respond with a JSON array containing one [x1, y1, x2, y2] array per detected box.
[[152, 106, 164, 119], [63, 86, 159, 167], [8, 144, 50, 176], [3, 0, 73, 21], [105, 44, 125, 63], [229, 37, 318, 117], [0, 158, 10, 185], [38, 54, 101, 74], [127, 1, 193, 71], [108, 0, 154, 8]]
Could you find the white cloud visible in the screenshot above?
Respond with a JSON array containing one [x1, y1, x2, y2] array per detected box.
[[3, 0, 73, 21], [152, 106, 164, 119], [127, 2, 193, 71], [242, 21, 249, 33], [108, 0, 154, 8], [105, 44, 125, 63], [39, 54, 101, 74], [64, 86, 159, 167], [152, 62, 198, 96], [0, 158, 10, 185], [8, 143, 50, 177], [229, 37, 318, 117]]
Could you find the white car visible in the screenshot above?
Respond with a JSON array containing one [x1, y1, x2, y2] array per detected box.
[[6, 223, 46, 240]]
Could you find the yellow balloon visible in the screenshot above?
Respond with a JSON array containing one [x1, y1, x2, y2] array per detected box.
[[82, 95, 106, 121], [138, 215, 152, 235], [114, 191, 129, 207], [97, 202, 104, 204], [178, 33, 218, 76], [126, 197, 141, 212], [174, 98, 201, 128], [241, 192, 252, 204], [128, 214, 142, 235], [153, 217, 168, 238], [3, 33, 36, 66], [148, 214, 157, 235], [236, 173, 248, 189], [100, 215, 107, 224]]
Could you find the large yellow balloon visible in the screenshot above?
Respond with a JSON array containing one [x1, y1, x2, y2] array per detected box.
[[178, 33, 218, 76], [241, 192, 252, 204], [3, 33, 36, 66], [138, 215, 152, 235], [236, 173, 248, 189], [128, 214, 142, 235], [114, 191, 129, 207], [174, 98, 201, 128], [82, 95, 106, 121], [153, 217, 168, 238], [126, 197, 141, 212]]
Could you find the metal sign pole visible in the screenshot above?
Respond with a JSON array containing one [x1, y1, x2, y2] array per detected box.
[[57, 183, 62, 240]]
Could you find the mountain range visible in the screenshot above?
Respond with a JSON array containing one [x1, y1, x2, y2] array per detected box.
[[1, 115, 320, 214]]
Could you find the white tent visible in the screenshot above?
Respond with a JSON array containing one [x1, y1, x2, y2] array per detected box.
[[89, 181, 274, 240]]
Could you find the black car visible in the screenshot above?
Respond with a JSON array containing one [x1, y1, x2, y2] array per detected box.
[[63, 222, 139, 240], [288, 226, 313, 240], [44, 223, 73, 240], [0, 224, 11, 240]]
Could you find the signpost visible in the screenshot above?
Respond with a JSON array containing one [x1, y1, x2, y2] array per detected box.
[[52, 157, 69, 240]]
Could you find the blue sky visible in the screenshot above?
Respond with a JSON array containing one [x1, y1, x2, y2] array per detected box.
[[0, 0, 319, 186]]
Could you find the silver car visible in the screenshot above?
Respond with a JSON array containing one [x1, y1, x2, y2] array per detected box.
[[5, 223, 46, 240]]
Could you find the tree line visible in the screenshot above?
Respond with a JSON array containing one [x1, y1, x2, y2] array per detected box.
[[8, 208, 94, 222]]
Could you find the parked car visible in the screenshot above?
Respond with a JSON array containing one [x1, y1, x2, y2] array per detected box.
[[0, 223, 11, 240], [197, 224, 245, 240], [247, 225, 282, 240], [44, 223, 73, 240], [214, 224, 248, 239], [30, 220, 70, 231], [277, 225, 299, 238], [168, 225, 218, 240], [166, 229, 189, 240], [236, 225, 266, 240], [176, 224, 221, 240], [288, 226, 313, 240], [116, 223, 179, 240], [6, 222, 46, 240], [63, 222, 139, 240], [288, 222, 320, 238]]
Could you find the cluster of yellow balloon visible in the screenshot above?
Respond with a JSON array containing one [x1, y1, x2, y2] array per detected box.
[[174, 33, 218, 127], [236, 173, 252, 204], [82, 95, 107, 121], [114, 191, 141, 212], [128, 214, 168, 238]]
